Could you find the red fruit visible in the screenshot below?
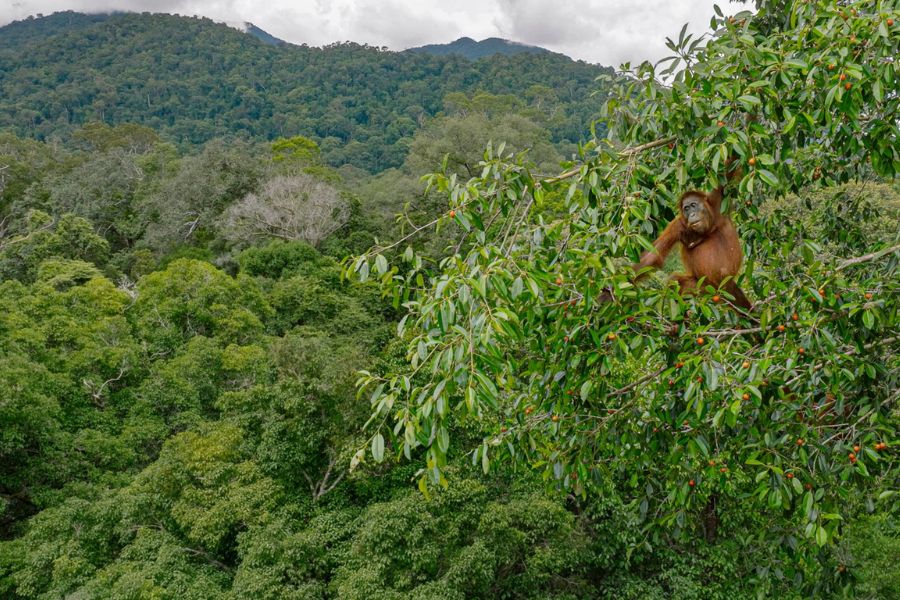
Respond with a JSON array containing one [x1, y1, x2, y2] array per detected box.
[[839, 73, 847, 81], [607, 332, 617, 341], [798, 348, 805, 355], [448, 209, 456, 218], [708, 460, 716, 467], [688, 479, 696, 487], [742, 393, 750, 401], [864, 292, 873, 300], [551, 414, 560, 422], [742, 361, 751, 369], [555, 276, 563, 285], [712, 295, 721, 303], [804, 483, 812, 490], [853, 445, 860, 453], [848, 452, 856, 460], [675, 362, 684, 369], [786, 472, 794, 479], [500, 427, 508, 433], [844, 83, 852, 90], [888, 18, 894, 26], [796, 438, 805, 446], [720, 467, 728, 473], [748, 157, 757, 166], [792, 313, 799, 321], [563, 336, 569, 343], [525, 406, 534, 415], [777, 324, 786, 332], [696, 376, 704, 383], [696, 337, 705, 345], [607, 408, 616, 415]]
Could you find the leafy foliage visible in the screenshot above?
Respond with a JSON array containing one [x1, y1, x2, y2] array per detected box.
[[0, 12, 610, 172], [347, 1, 899, 591], [0, 3, 897, 598]]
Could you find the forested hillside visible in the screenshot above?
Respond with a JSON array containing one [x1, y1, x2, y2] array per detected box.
[[409, 37, 550, 59], [0, 11, 610, 172], [0, 4, 898, 599]]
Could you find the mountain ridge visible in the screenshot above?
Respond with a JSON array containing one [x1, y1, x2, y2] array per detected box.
[[408, 36, 553, 60], [0, 12, 612, 172], [0, 10, 287, 46]]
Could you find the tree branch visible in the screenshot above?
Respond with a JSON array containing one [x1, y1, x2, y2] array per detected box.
[[785, 335, 900, 386], [540, 136, 677, 185], [177, 546, 234, 573], [609, 366, 667, 397], [707, 327, 764, 338], [836, 243, 900, 270]]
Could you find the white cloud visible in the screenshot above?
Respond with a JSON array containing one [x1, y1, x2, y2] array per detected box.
[[0, 0, 730, 65]]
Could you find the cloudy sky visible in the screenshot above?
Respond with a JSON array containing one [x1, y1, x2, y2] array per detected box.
[[0, 0, 732, 66]]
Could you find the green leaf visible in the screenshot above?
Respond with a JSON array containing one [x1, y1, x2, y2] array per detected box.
[[511, 276, 524, 299], [862, 309, 874, 329], [816, 525, 828, 547], [437, 426, 450, 453], [580, 380, 593, 402], [758, 169, 779, 187], [374, 254, 388, 275], [372, 433, 385, 463]]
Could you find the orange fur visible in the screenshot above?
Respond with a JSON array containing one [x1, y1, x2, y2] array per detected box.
[[635, 187, 751, 309]]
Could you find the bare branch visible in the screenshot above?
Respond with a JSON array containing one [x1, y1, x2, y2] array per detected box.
[[707, 327, 764, 338], [609, 366, 667, 397], [177, 546, 234, 573], [222, 174, 349, 248], [836, 243, 900, 270], [540, 136, 677, 185]]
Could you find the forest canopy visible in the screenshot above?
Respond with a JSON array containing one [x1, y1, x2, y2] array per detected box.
[[0, 2, 898, 599]]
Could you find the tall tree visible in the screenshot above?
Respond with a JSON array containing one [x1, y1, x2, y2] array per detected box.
[[348, 0, 899, 590]]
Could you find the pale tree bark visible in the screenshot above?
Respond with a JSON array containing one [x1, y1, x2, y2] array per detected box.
[[222, 174, 349, 248]]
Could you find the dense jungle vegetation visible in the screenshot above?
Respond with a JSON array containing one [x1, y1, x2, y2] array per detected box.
[[0, 11, 609, 173], [0, 2, 898, 598]]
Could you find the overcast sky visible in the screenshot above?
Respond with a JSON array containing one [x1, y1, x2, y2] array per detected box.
[[0, 0, 731, 66]]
